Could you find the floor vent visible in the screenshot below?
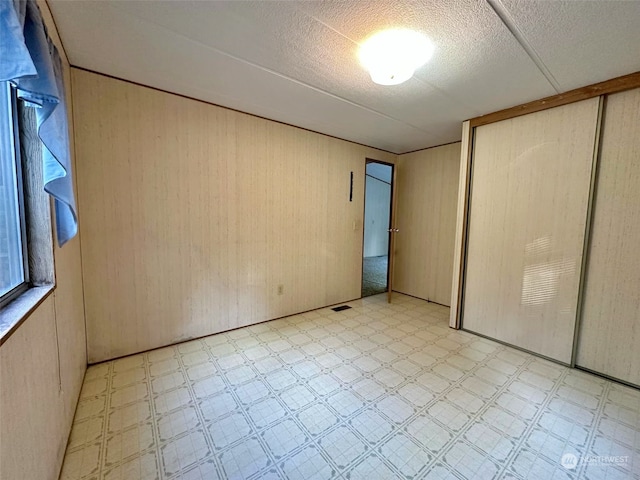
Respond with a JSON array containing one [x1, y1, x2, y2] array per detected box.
[[331, 305, 352, 312]]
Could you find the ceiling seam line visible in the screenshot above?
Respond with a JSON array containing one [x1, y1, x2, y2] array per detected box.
[[108, 3, 437, 136], [413, 76, 482, 116], [295, 4, 483, 116], [486, 0, 562, 94]]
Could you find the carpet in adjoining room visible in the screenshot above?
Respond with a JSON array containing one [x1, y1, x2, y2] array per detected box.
[[362, 255, 388, 297]]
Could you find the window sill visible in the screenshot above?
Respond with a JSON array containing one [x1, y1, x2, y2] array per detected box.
[[0, 285, 54, 347]]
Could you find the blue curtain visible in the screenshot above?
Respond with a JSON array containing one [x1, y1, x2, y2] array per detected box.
[[0, 0, 77, 246]]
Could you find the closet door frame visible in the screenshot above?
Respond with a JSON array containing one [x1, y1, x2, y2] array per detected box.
[[449, 71, 640, 367]]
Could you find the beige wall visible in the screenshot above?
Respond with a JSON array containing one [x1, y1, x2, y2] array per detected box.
[[393, 143, 461, 306], [0, 1, 87, 479], [71, 69, 395, 363]]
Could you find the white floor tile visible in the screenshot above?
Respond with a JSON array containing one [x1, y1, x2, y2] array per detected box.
[[61, 293, 640, 479]]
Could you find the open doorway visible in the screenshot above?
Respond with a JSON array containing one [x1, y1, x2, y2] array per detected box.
[[362, 160, 394, 297]]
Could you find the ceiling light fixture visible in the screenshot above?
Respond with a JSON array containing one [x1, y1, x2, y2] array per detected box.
[[358, 29, 435, 86]]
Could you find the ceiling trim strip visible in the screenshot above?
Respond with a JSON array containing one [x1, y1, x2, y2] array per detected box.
[[399, 140, 462, 157]]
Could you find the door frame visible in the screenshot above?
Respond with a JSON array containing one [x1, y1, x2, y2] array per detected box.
[[362, 158, 396, 302]]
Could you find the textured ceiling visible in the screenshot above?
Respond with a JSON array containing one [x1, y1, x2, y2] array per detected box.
[[48, 0, 640, 154]]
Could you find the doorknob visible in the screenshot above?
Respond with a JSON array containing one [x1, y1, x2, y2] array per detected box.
[[387, 228, 400, 233]]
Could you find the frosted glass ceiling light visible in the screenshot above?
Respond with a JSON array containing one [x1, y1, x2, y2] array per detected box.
[[359, 29, 434, 86]]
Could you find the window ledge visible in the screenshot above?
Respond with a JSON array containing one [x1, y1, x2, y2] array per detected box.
[[0, 286, 54, 347]]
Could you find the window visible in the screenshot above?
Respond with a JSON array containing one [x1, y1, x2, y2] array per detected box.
[[0, 82, 29, 307]]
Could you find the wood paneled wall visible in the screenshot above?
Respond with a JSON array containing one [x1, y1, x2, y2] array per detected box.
[[0, 2, 87, 479], [577, 88, 640, 385], [393, 143, 461, 306], [462, 99, 599, 364], [71, 69, 396, 363], [1, 298, 69, 480]]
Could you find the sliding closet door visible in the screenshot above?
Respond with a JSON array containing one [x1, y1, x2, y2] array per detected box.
[[577, 88, 640, 385], [463, 98, 600, 363]]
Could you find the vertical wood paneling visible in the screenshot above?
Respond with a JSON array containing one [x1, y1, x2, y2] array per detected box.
[[52, 48, 87, 435], [71, 69, 395, 363], [0, 298, 65, 480], [577, 88, 640, 385], [0, 3, 87, 480], [393, 143, 461, 306], [463, 99, 599, 364]]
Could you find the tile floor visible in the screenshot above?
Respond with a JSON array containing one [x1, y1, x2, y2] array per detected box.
[[60, 293, 640, 480]]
